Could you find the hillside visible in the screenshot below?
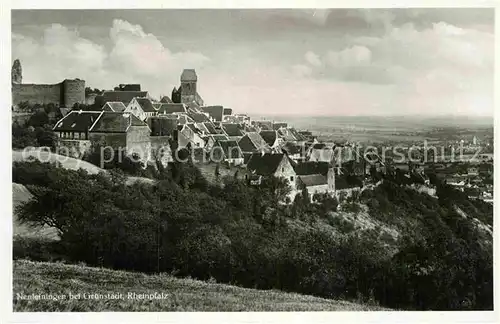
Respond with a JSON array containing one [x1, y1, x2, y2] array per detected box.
[[13, 260, 384, 311], [12, 149, 154, 186]]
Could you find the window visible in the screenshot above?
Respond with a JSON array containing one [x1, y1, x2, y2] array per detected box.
[[290, 176, 294, 182], [281, 167, 284, 172]]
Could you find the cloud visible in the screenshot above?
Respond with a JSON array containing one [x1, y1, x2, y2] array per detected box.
[[292, 21, 493, 115], [304, 51, 322, 67], [12, 19, 210, 98]]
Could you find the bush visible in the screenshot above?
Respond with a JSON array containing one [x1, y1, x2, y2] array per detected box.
[[13, 160, 493, 310]]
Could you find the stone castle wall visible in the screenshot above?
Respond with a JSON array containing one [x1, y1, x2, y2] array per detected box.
[[12, 79, 85, 108]]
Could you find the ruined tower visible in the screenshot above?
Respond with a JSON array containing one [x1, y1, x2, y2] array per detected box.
[[12, 59, 22, 84]]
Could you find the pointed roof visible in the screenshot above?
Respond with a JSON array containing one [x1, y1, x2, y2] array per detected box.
[[134, 97, 156, 112], [259, 130, 278, 146], [102, 101, 127, 113], [160, 96, 173, 103], [247, 153, 288, 176], [89, 112, 149, 133], [238, 132, 269, 153], [181, 69, 197, 82], [216, 140, 243, 159]]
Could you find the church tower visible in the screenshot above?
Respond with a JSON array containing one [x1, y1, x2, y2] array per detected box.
[[12, 59, 22, 84], [180, 69, 197, 104]]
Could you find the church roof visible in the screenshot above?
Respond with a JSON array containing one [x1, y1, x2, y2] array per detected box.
[[181, 69, 197, 82]]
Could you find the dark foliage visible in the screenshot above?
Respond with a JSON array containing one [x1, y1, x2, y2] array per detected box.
[[13, 160, 493, 310]]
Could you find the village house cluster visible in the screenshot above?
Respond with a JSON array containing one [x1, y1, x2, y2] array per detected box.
[[48, 69, 363, 202], [13, 59, 493, 205]]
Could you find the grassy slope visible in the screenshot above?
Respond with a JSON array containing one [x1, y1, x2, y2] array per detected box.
[[13, 260, 384, 311], [12, 149, 154, 186]]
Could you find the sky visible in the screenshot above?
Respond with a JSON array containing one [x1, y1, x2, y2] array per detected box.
[[11, 9, 494, 117]]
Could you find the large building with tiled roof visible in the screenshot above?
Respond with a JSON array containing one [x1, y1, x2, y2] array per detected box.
[[88, 111, 152, 162], [53, 110, 102, 157]]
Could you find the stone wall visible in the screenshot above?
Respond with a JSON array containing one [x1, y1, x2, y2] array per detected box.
[[56, 139, 92, 159], [63, 79, 85, 108], [89, 133, 127, 153], [12, 83, 63, 106], [150, 136, 173, 167], [126, 126, 152, 162], [12, 79, 85, 108]]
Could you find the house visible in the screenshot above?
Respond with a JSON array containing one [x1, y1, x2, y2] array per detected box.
[[102, 101, 127, 113], [253, 120, 273, 131], [212, 140, 244, 165], [259, 130, 281, 149], [281, 142, 304, 162], [202, 122, 219, 135], [222, 123, 245, 139], [147, 115, 179, 137], [467, 167, 479, 176], [238, 132, 271, 163], [188, 111, 212, 123], [125, 97, 156, 120], [273, 122, 288, 130], [157, 103, 188, 115], [160, 96, 173, 103], [52, 110, 102, 158], [201, 105, 224, 122], [204, 134, 230, 151], [88, 111, 152, 163], [177, 124, 205, 149], [297, 166, 335, 200], [246, 153, 298, 201], [223, 108, 233, 116]]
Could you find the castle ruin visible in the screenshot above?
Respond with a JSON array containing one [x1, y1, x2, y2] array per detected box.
[[11, 59, 86, 108]]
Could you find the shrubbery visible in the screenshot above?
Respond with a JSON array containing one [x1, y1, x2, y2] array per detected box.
[[13, 160, 493, 310]]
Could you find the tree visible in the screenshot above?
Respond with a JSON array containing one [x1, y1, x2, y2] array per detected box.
[[215, 163, 221, 181]]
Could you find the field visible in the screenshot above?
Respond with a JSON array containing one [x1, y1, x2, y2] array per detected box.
[[13, 260, 384, 311]]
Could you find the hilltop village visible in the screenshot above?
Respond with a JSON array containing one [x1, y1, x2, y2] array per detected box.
[[11, 60, 494, 204]]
